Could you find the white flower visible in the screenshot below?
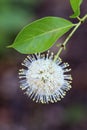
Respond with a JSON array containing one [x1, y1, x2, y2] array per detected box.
[[19, 51, 72, 103]]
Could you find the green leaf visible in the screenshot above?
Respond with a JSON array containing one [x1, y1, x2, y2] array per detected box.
[[9, 17, 74, 54], [70, 0, 83, 18]]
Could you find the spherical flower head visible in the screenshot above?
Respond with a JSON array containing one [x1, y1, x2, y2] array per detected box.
[[19, 51, 72, 104]]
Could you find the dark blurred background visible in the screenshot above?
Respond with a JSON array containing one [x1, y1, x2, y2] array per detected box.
[[0, 0, 87, 130]]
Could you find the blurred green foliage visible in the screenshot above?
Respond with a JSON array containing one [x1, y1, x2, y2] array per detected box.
[[0, 0, 42, 56], [65, 105, 87, 124]]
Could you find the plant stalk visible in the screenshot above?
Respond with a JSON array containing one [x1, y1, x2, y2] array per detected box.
[[54, 14, 87, 61]]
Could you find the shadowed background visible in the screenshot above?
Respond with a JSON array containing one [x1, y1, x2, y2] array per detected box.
[[0, 0, 87, 130]]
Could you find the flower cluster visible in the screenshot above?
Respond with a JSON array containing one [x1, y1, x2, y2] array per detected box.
[[19, 51, 72, 103]]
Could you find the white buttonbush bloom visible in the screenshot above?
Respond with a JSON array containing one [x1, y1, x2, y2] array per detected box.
[[19, 51, 72, 103]]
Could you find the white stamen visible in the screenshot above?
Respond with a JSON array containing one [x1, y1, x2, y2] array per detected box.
[[19, 51, 72, 103]]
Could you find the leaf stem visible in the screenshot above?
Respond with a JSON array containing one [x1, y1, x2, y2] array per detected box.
[[81, 14, 87, 22], [77, 14, 87, 22], [54, 22, 81, 61], [54, 14, 87, 61]]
